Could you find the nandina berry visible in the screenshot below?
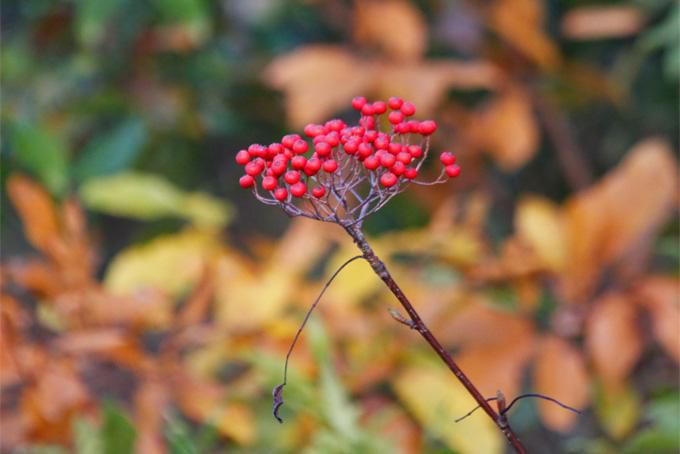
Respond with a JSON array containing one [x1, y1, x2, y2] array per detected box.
[[388, 96, 403, 110], [357, 142, 373, 159], [418, 120, 437, 135], [440, 152, 456, 166], [304, 158, 321, 176], [365, 130, 378, 142], [271, 159, 287, 176], [361, 104, 375, 116], [304, 123, 324, 137], [325, 119, 345, 132], [245, 160, 264, 176], [315, 142, 332, 157], [274, 187, 288, 201], [235, 150, 250, 165], [388, 143, 402, 154], [312, 135, 326, 145], [284, 170, 301, 184], [344, 140, 358, 154], [408, 145, 423, 158], [372, 101, 387, 114], [401, 101, 416, 116], [396, 151, 412, 164], [311, 186, 326, 198], [262, 175, 278, 191], [374, 135, 390, 150], [392, 161, 406, 176], [352, 96, 366, 110], [445, 164, 461, 177], [380, 153, 396, 168], [380, 172, 398, 188], [322, 159, 338, 173], [404, 167, 418, 179], [388, 110, 404, 125], [293, 140, 309, 154], [291, 155, 307, 170], [281, 134, 300, 148], [290, 181, 307, 197], [239, 174, 255, 188], [363, 155, 380, 170], [325, 132, 340, 147], [268, 143, 284, 155]]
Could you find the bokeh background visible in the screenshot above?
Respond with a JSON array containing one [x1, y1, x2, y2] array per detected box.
[[1, 1, 678, 453]]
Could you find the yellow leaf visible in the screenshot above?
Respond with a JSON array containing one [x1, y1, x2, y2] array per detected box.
[[633, 276, 680, 362], [595, 380, 641, 440], [515, 196, 566, 271], [104, 229, 221, 297], [393, 366, 503, 454], [354, 0, 427, 61], [561, 6, 644, 40]]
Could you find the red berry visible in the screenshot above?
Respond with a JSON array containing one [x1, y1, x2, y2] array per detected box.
[[440, 152, 456, 166], [357, 142, 373, 159], [380, 153, 396, 168], [418, 120, 437, 135], [274, 187, 288, 201], [239, 175, 254, 188], [392, 161, 406, 176], [262, 175, 278, 191], [325, 119, 344, 132], [361, 104, 375, 116], [388, 110, 404, 125], [271, 159, 287, 176], [352, 96, 367, 110], [404, 167, 418, 179], [373, 101, 387, 114], [365, 130, 378, 142], [315, 142, 332, 157], [284, 170, 301, 184], [291, 155, 307, 170], [304, 158, 321, 176], [235, 150, 250, 165], [304, 123, 324, 137], [445, 164, 461, 178], [325, 132, 339, 147], [396, 151, 412, 164], [322, 159, 338, 173], [245, 160, 264, 176], [268, 143, 284, 155], [290, 181, 307, 197], [408, 145, 423, 158], [363, 155, 380, 170], [388, 143, 402, 154], [293, 140, 309, 154], [374, 135, 390, 150], [281, 134, 300, 148], [401, 102, 416, 116], [312, 186, 326, 198], [380, 172, 398, 188], [388, 96, 403, 110], [344, 140, 359, 154]]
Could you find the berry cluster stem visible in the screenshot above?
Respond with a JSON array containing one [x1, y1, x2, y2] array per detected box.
[[344, 224, 527, 454]]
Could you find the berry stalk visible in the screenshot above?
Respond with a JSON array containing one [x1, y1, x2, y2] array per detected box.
[[344, 223, 528, 454]]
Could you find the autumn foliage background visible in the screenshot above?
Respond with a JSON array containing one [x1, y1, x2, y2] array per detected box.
[[1, 1, 678, 453]]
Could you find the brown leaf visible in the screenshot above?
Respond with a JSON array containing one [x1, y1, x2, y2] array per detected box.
[[354, 0, 427, 61], [6, 174, 60, 254], [515, 196, 566, 272], [4, 260, 62, 297], [561, 6, 644, 40], [585, 293, 643, 385], [561, 138, 678, 303], [533, 336, 590, 431], [633, 276, 680, 362], [176, 265, 216, 328], [134, 378, 169, 454], [53, 329, 130, 355]]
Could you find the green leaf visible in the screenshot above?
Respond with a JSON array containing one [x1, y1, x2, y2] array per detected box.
[[79, 172, 231, 228], [9, 121, 69, 194], [76, 0, 127, 46], [73, 119, 147, 182], [101, 402, 136, 454], [74, 418, 103, 454], [595, 381, 641, 440]]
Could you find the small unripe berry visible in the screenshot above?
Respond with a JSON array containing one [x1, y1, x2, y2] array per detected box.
[[388, 110, 404, 125], [418, 120, 437, 135], [322, 159, 338, 173], [372, 101, 387, 114], [388, 96, 403, 110], [364, 155, 380, 170], [380, 153, 396, 168], [445, 164, 461, 177], [239, 174, 254, 188], [401, 102, 416, 116], [274, 187, 288, 201], [352, 96, 367, 110], [284, 170, 301, 185], [236, 150, 250, 165], [315, 142, 332, 157], [291, 155, 307, 170], [262, 175, 278, 191], [290, 181, 307, 197], [312, 186, 326, 198], [404, 167, 418, 179], [380, 172, 398, 188], [440, 152, 456, 166], [293, 140, 309, 154]]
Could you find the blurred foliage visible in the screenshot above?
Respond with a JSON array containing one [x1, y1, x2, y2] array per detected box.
[[1, 0, 678, 453]]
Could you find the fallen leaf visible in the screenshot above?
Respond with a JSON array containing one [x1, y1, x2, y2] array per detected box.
[[633, 276, 680, 362], [354, 0, 426, 61], [533, 336, 590, 431], [561, 6, 644, 40], [515, 196, 566, 271], [134, 377, 168, 454], [585, 293, 643, 385], [393, 365, 503, 454]]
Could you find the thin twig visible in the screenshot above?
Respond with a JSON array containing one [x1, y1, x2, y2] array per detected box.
[[272, 255, 365, 423], [455, 393, 581, 423]]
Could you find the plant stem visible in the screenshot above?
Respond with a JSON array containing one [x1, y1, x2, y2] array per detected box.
[[345, 224, 527, 454]]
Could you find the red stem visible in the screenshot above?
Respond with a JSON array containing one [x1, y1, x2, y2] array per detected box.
[[345, 224, 527, 454]]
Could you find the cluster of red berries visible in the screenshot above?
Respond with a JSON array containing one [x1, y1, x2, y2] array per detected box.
[[235, 96, 460, 203]]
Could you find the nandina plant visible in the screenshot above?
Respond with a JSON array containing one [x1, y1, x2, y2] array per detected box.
[[235, 96, 562, 453]]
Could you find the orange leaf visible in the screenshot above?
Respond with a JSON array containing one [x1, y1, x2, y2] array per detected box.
[[585, 293, 643, 385], [561, 6, 644, 40], [633, 276, 680, 362], [354, 0, 427, 61], [534, 335, 590, 431], [6, 174, 60, 254], [134, 378, 169, 454]]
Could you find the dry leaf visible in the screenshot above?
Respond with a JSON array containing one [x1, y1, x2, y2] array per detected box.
[[393, 366, 503, 454], [561, 6, 644, 40], [561, 138, 678, 303], [633, 276, 680, 362], [585, 293, 643, 385], [515, 196, 566, 271], [534, 336, 590, 431], [134, 378, 169, 454], [354, 0, 427, 61]]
